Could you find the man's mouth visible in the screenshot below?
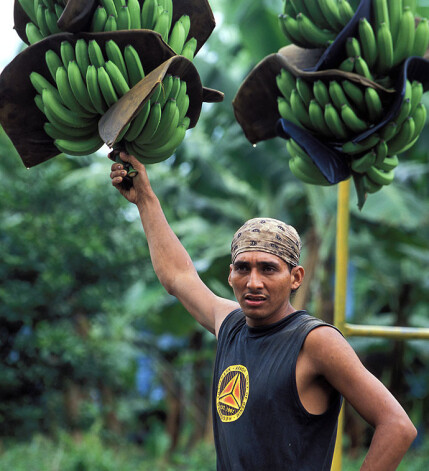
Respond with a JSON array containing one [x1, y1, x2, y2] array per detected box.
[[243, 294, 267, 306]]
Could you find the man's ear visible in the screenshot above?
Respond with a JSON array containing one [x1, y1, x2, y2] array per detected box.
[[291, 266, 305, 290], [228, 264, 233, 287]]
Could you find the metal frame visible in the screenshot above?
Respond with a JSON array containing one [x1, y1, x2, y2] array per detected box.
[[331, 180, 429, 470]]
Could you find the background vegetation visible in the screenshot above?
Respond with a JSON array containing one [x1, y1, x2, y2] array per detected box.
[[1, 0, 428, 468]]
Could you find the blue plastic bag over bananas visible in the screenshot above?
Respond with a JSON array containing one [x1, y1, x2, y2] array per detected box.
[[233, 0, 429, 209], [0, 0, 223, 168]]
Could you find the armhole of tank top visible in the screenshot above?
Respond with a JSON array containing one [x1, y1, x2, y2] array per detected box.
[[217, 308, 243, 342], [291, 322, 341, 419]]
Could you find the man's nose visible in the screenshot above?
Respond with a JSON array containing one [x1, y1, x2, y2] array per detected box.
[[247, 269, 263, 289]]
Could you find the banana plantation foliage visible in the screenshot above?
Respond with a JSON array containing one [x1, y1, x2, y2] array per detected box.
[[1, 0, 429, 464]]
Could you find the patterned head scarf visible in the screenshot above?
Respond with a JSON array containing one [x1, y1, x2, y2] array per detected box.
[[231, 218, 302, 267]]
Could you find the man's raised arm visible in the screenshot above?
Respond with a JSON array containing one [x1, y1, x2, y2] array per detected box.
[[110, 152, 238, 336]]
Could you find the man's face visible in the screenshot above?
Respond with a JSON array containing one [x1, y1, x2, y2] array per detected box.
[[228, 251, 304, 327]]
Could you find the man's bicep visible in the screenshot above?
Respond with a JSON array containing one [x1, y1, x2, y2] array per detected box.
[[171, 271, 239, 336], [307, 328, 405, 428]]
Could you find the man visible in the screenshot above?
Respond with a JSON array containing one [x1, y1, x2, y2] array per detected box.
[[110, 152, 417, 470]]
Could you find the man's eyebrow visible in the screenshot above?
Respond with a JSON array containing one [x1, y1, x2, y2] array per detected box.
[[233, 261, 249, 267]]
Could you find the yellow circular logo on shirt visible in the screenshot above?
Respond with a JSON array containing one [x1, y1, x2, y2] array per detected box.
[[216, 365, 249, 423]]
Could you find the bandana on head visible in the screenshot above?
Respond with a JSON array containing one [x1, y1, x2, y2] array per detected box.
[[231, 218, 302, 267]]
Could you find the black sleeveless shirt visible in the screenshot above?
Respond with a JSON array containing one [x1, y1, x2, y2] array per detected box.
[[212, 309, 342, 470]]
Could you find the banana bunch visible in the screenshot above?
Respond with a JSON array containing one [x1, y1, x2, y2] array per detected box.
[[18, 0, 66, 44], [278, 0, 356, 48], [90, 0, 197, 59], [342, 0, 429, 87], [31, 38, 191, 159], [277, 67, 427, 192], [276, 68, 382, 141], [342, 78, 427, 193]]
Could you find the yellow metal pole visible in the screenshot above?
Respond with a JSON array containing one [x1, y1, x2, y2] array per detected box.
[[331, 179, 351, 471]]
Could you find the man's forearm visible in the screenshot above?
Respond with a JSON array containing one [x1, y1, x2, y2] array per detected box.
[[136, 191, 196, 294], [360, 421, 417, 470]]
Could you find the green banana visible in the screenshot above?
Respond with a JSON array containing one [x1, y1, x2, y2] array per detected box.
[[41, 88, 94, 129], [34, 93, 44, 113], [175, 79, 189, 122], [287, 140, 331, 186], [410, 81, 424, 115], [154, 9, 170, 42], [374, 139, 388, 165], [104, 14, 118, 32], [55, 66, 94, 117], [378, 154, 399, 171], [86, 65, 108, 115], [30, 70, 61, 102], [88, 40, 106, 68], [302, 0, 331, 30], [124, 45, 145, 87], [359, 18, 377, 68], [296, 77, 313, 107], [168, 76, 181, 101], [290, 88, 315, 131], [324, 103, 349, 140], [319, 0, 344, 31], [181, 38, 198, 61], [36, 4, 50, 37], [45, 49, 63, 81], [145, 98, 180, 147], [410, 102, 427, 141], [159, 74, 173, 107], [75, 39, 91, 79], [135, 101, 162, 144], [44, 7, 61, 34], [97, 66, 118, 108], [338, 57, 355, 72], [128, 0, 142, 29], [345, 36, 361, 57], [366, 165, 395, 186], [105, 60, 130, 96], [60, 40, 75, 67], [387, 0, 402, 40], [341, 103, 368, 133], [90, 6, 108, 32], [313, 80, 331, 107], [169, 19, 187, 54], [105, 40, 128, 83], [341, 80, 366, 114], [44, 119, 98, 139], [376, 21, 393, 75], [296, 12, 336, 48], [133, 118, 189, 161], [342, 133, 380, 154], [413, 17, 429, 57], [278, 97, 301, 127], [54, 133, 104, 156], [276, 68, 296, 102], [380, 121, 398, 141], [395, 98, 412, 127], [387, 117, 415, 155], [309, 99, 334, 137], [68, 60, 97, 114], [117, 5, 131, 30], [354, 56, 374, 80], [373, 0, 390, 29], [364, 87, 383, 122], [329, 80, 351, 111], [179, 14, 191, 40], [124, 101, 151, 142], [351, 150, 376, 173], [338, 0, 354, 25], [363, 175, 383, 193], [141, 0, 158, 30], [393, 6, 415, 66], [101, 0, 117, 17], [278, 14, 308, 48], [26, 22, 43, 44]]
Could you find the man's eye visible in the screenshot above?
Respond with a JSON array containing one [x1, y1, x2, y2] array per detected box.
[[263, 266, 275, 272]]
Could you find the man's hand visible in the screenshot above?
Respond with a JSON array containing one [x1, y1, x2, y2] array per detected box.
[[109, 151, 153, 205]]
